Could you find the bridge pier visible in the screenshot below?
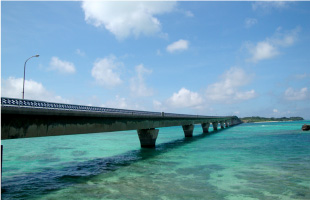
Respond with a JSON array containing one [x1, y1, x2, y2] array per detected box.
[[212, 122, 218, 131], [225, 120, 229, 128], [220, 121, 225, 129], [201, 122, 210, 133], [137, 128, 159, 148], [182, 124, 194, 137]]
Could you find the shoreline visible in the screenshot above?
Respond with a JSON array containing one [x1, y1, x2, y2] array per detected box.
[[246, 120, 297, 124], [253, 121, 282, 123]]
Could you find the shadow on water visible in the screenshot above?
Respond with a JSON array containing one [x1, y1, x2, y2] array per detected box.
[[2, 128, 227, 199]]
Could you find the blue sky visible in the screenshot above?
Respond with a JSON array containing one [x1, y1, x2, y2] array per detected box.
[[2, 1, 310, 118]]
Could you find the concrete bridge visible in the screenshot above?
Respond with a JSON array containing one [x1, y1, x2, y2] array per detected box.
[[1, 97, 242, 148]]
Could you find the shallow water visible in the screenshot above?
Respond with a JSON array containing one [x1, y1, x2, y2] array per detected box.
[[2, 121, 310, 200]]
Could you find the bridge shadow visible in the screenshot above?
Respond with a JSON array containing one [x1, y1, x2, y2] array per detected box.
[[2, 128, 228, 199]]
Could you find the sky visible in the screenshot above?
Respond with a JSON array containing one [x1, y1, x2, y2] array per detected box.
[[1, 1, 310, 119]]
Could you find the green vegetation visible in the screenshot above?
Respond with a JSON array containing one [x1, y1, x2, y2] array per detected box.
[[241, 116, 304, 123]]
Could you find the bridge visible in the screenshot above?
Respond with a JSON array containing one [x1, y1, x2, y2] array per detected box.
[[1, 97, 242, 148]]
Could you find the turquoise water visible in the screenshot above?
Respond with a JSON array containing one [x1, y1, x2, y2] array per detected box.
[[2, 121, 310, 200]]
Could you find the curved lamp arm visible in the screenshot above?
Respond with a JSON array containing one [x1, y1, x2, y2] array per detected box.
[[22, 55, 39, 99]]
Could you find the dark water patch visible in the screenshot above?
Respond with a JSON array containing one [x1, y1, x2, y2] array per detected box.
[[2, 130, 224, 199]]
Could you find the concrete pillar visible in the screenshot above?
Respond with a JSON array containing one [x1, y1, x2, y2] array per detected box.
[[212, 122, 218, 131], [225, 121, 229, 128], [182, 124, 194, 137], [220, 121, 225, 129], [137, 128, 159, 148], [230, 119, 234, 126], [201, 122, 210, 133]]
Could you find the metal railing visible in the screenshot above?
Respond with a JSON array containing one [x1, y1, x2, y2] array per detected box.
[[1, 97, 232, 119]]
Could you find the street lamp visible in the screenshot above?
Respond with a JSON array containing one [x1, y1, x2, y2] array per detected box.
[[22, 54, 39, 99]]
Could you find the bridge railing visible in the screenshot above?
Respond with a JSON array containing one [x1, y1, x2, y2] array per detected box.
[[1, 97, 233, 119]]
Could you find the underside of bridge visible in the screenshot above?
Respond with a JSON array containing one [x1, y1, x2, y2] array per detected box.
[[1, 98, 243, 148]]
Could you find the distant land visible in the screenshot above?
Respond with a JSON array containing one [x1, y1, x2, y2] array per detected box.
[[240, 116, 304, 123]]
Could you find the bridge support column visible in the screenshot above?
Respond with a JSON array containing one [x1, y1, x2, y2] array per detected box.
[[182, 124, 194, 137], [230, 119, 234, 126], [212, 122, 218, 131], [225, 121, 229, 128], [201, 123, 210, 133], [137, 128, 159, 148], [220, 121, 225, 129]]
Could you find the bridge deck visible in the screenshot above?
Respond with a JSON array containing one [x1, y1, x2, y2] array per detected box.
[[1, 97, 241, 141]]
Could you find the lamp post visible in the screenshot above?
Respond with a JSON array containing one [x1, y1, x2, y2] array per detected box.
[[22, 54, 39, 99]]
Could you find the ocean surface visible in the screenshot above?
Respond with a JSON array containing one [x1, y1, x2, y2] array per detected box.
[[2, 120, 310, 200]]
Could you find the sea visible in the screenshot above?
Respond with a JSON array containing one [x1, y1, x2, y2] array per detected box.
[[1, 120, 310, 200]]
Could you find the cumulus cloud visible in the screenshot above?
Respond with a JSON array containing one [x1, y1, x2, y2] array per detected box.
[[166, 39, 189, 53], [205, 67, 256, 103], [245, 18, 258, 28], [284, 87, 308, 101], [246, 27, 300, 63], [49, 57, 76, 74], [153, 100, 165, 111], [246, 41, 279, 63], [91, 56, 122, 88], [81, 1, 177, 40], [167, 88, 203, 108], [130, 64, 153, 97], [103, 95, 142, 110], [1, 77, 68, 103]]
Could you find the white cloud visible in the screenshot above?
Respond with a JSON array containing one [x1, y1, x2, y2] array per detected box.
[[1, 77, 68, 103], [91, 56, 122, 88], [103, 95, 142, 110], [153, 100, 164, 111], [205, 67, 256, 103], [284, 87, 308, 101], [130, 64, 153, 97], [184, 10, 194, 17], [49, 57, 76, 74], [273, 109, 278, 113], [252, 1, 290, 11], [75, 49, 85, 57], [156, 49, 162, 56], [247, 41, 279, 63], [245, 18, 257, 28], [246, 27, 300, 63], [166, 39, 189, 53], [294, 73, 310, 80], [167, 88, 203, 108], [234, 111, 240, 115], [81, 1, 177, 40], [103, 95, 128, 109]]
